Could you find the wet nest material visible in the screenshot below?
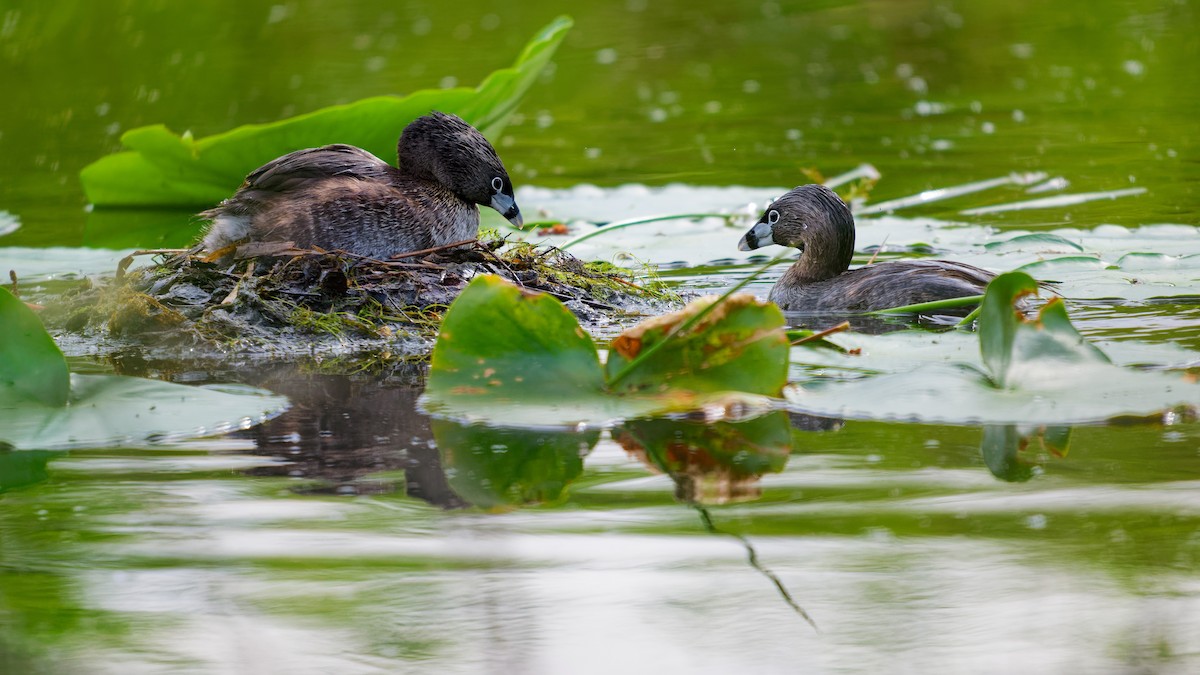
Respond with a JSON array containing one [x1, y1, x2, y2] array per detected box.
[[48, 236, 679, 361]]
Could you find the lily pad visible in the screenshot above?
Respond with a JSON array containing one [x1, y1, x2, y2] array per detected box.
[[0, 374, 289, 450], [421, 275, 786, 427], [605, 294, 789, 397], [984, 232, 1084, 253], [80, 16, 572, 207], [0, 210, 18, 237], [0, 287, 69, 406], [785, 272, 1200, 424]]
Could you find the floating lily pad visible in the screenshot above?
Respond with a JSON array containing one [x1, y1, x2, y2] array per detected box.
[[0, 287, 69, 406], [422, 275, 786, 427], [605, 294, 789, 398], [785, 272, 1200, 424], [984, 232, 1084, 253], [0, 374, 289, 450], [0, 246, 135, 283], [0, 210, 18, 237], [80, 17, 572, 207]]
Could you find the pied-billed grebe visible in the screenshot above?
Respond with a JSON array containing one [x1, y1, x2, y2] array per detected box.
[[199, 111, 523, 259], [737, 184, 994, 312]]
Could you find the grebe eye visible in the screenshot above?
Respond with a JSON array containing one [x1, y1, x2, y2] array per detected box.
[[767, 209, 780, 225], [491, 176, 504, 192]]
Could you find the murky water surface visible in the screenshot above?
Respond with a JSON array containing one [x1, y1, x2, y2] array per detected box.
[[2, 1, 1199, 673]]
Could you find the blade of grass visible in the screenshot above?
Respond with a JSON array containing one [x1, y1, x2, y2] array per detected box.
[[867, 294, 984, 315], [606, 254, 790, 389], [559, 213, 734, 251]]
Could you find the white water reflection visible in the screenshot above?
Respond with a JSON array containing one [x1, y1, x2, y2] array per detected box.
[[5, 393, 1199, 674]]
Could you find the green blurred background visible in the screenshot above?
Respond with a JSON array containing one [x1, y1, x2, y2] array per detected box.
[[0, 0, 1196, 248]]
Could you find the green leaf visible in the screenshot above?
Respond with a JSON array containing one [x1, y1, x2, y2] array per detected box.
[[0, 374, 289, 450], [80, 16, 572, 207], [422, 275, 786, 427], [978, 271, 1040, 388], [786, 275, 1200, 424], [424, 274, 608, 412], [980, 271, 1110, 389], [0, 287, 69, 407], [0, 449, 54, 493], [434, 419, 598, 509], [605, 294, 790, 398]]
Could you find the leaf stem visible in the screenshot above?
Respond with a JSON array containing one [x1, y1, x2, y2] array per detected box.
[[791, 321, 850, 346], [867, 294, 984, 315], [559, 213, 735, 251], [956, 305, 983, 327]]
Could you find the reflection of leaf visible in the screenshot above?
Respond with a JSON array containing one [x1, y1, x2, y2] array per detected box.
[[422, 275, 786, 427], [980, 425, 1072, 482], [0, 374, 288, 450], [786, 271, 1200, 424], [0, 449, 54, 493], [80, 17, 572, 207], [614, 413, 791, 504], [0, 287, 69, 406], [433, 419, 597, 509]]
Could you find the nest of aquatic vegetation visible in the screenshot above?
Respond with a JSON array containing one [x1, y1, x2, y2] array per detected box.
[[49, 236, 678, 360]]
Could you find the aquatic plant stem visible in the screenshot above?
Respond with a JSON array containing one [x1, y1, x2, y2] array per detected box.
[[605, 255, 790, 390], [559, 213, 735, 251], [791, 321, 850, 346], [867, 294, 984, 315], [956, 305, 983, 327]]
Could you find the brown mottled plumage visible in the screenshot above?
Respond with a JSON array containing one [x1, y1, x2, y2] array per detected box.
[[199, 112, 522, 259], [737, 184, 994, 312]]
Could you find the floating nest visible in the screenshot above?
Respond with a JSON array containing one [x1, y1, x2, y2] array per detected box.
[[47, 235, 678, 361]]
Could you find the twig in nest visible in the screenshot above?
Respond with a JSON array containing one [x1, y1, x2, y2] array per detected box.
[[385, 238, 478, 261], [220, 263, 255, 306], [116, 248, 191, 280]]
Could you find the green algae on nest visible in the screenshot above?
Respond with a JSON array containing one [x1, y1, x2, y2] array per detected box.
[[47, 237, 677, 360]]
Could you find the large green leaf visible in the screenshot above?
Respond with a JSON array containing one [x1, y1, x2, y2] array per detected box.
[[80, 16, 572, 207], [421, 275, 785, 427], [605, 294, 790, 398], [0, 287, 69, 407], [425, 275, 608, 412], [0, 374, 288, 450]]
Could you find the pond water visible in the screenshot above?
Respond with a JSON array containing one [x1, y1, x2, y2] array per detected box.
[[2, 1, 1199, 673]]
